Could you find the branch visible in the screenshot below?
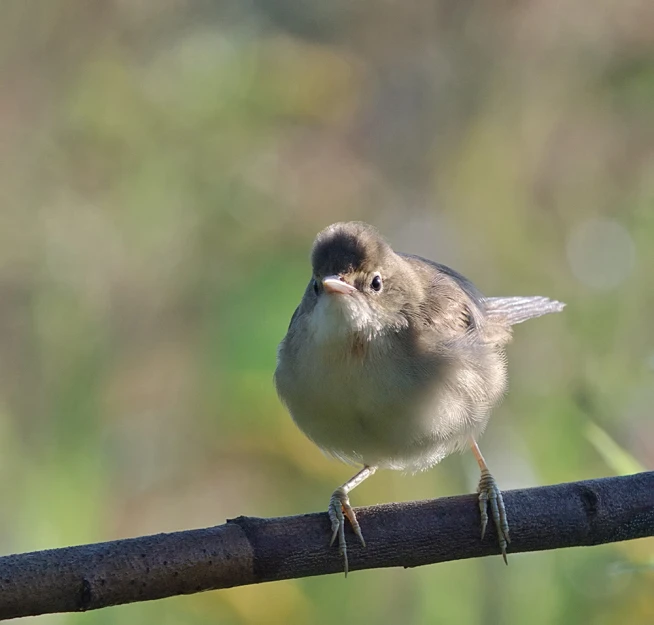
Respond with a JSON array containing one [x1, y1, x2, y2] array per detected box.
[[0, 472, 652, 620]]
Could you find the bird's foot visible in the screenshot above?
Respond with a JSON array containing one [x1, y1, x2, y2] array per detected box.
[[477, 469, 510, 564], [328, 487, 365, 576]]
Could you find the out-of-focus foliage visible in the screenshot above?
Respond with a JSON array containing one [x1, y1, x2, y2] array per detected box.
[[1, 1, 653, 623]]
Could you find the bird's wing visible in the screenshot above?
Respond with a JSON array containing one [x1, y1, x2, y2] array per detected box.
[[399, 254, 485, 338], [483, 296, 565, 326]]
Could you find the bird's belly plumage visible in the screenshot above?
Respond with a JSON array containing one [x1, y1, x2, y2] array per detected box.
[[275, 331, 505, 472]]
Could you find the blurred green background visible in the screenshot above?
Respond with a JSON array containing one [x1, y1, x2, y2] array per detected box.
[[1, 1, 653, 623]]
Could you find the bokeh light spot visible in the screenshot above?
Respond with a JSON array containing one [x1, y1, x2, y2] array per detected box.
[[566, 218, 635, 290]]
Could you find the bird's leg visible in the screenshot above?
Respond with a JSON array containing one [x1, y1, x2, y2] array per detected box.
[[328, 465, 376, 576], [470, 440, 510, 564]]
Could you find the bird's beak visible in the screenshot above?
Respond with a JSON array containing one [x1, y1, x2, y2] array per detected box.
[[322, 275, 356, 295]]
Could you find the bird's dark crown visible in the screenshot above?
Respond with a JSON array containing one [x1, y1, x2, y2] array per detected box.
[[311, 222, 392, 277]]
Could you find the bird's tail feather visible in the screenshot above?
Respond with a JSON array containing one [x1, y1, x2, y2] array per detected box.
[[484, 296, 565, 326]]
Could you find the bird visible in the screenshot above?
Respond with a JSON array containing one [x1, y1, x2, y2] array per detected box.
[[274, 221, 565, 575]]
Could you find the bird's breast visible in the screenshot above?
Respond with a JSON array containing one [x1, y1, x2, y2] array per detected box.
[[277, 331, 439, 468], [275, 318, 507, 472]]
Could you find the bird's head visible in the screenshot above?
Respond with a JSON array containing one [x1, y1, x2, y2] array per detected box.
[[304, 222, 413, 343]]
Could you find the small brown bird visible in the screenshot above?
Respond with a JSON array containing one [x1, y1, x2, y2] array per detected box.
[[274, 222, 565, 574]]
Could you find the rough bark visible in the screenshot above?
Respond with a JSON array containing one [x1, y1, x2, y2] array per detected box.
[[0, 472, 652, 620]]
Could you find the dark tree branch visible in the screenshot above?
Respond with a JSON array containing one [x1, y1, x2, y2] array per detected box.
[[0, 472, 652, 620]]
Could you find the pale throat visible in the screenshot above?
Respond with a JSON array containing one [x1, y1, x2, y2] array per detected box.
[[308, 293, 403, 345]]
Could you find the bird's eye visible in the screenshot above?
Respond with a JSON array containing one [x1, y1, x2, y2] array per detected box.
[[371, 274, 382, 292], [312, 279, 320, 295]]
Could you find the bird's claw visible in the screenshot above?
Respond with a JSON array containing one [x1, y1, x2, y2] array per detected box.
[[328, 487, 365, 576], [477, 470, 510, 564]]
